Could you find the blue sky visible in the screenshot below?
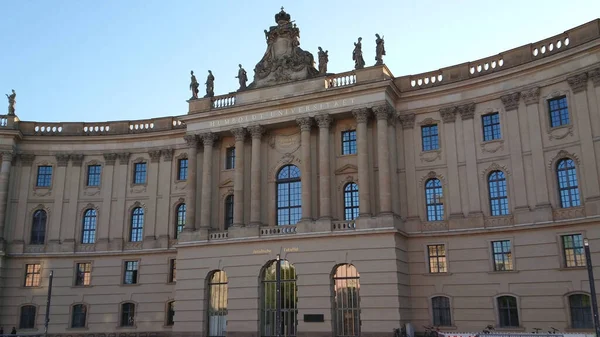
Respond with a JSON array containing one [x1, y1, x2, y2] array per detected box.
[[1, 0, 599, 123]]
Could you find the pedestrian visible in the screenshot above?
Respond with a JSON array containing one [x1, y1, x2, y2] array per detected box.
[[10, 327, 16, 335]]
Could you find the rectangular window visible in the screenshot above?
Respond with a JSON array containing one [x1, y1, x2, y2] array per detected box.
[[75, 262, 92, 286], [482, 112, 501, 141], [341, 130, 357, 155], [133, 163, 147, 184], [178, 158, 188, 180], [225, 147, 235, 170], [549, 96, 569, 128], [168, 259, 176, 283], [36, 166, 53, 187], [123, 261, 139, 285], [86, 165, 101, 186], [562, 234, 585, 267], [427, 244, 447, 273], [492, 240, 513, 271], [24, 264, 41, 287], [421, 125, 439, 151]]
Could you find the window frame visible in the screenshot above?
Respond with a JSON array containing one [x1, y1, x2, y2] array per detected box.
[[30, 209, 47, 245], [36, 165, 53, 187], [86, 164, 102, 187], [120, 302, 136, 327], [421, 124, 440, 152], [81, 208, 97, 244], [74, 262, 92, 287], [556, 158, 581, 209], [177, 158, 188, 181], [19, 304, 37, 330], [425, 178, 444, 222], [548, 96, 570, 128], [561, 233, 586, 268], [426, 244, 448, 274], [431, 296, 452, 327], [225, 147, 235, 170], [24, 263, 42, 287], [341, 130, 357, 155], [482, 112, 502, 142], [133, 162, 147, 185], [276, 165, 302, 226], [166, 301, 175, 326], [568, 293, 593, 329], [488, 170, 509, 216], [491, 240, 513, 272], [130, 207, 144, 242], [343, 182, 359, 221], [70, 303, 88, 329], [175, 203, 186, 239], [123, 260, 140, 285]]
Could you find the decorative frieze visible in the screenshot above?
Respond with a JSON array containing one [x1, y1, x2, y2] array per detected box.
[[231, 127, 247, 142], [457, 102, 475, 120], [314, 113, 332, 129], [200, 132, 216, 147], [248, 125, 266, 139], [71, 154, 84, 167], [521, 87, 540, 105], [161, 148, 174, 161], [398, 113, 415, 129], [567, 72, 589, 94], [117, 152, 131, 165], [296, 117, 312, 132], [352, 108, 370, 124], [500, 92, 521, 111], [589, 68, 600, 87], [103, 153, 117, 166], [184, 134, 199, 148], [149, 150, 162, 163], [439, 107, 457, 123], [55, 154, 70, 167]]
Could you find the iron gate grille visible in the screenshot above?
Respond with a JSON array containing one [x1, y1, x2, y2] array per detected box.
[[207, 270, 228, 337], [261, 259, 298, 337], [333, 264, 360, 337]]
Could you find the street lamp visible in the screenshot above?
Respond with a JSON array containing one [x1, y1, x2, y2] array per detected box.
[[584, 238, 600, 337]]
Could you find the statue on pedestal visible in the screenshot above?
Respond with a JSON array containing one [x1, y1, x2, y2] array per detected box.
[[353, 37, 365, 70], [5, 89, 15, 115], [205, 70, 215, 98], [236, 64, 248, 91], [318, 47, 329, 75], [189, 71, 199, 99], [375, 33, 386, 65]]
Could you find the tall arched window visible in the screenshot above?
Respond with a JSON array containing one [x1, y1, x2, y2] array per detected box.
[[332, 264, 360, 337], [207, 271, 228, 337], [431, 296, 451, 326], [497, 296, 519, 327], [19, 305, 36, 329], [488, 171, 509, 216], [261, 259, 297, 337], [31, 210, 47, 245], [343, 183, 359, 221], [82, 209, 97, 244], [130, 207, 144, 242], [569, 294, 592, 328], [121, 302, 135, 327], [71, 304, 87, 328], [224, 195, 234, 229], [557, 158, 581, 208], [425, 178, 444, 221], [175, 203, 186, 238], [276, 165, 301, 225]]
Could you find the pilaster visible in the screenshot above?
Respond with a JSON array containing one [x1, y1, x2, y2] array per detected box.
[[63, 154, 83, 250], [458, 102, 482, 216], [97, 153, 116, 249], [110, 152, 130, 249], [144, 150, 161, 245], [352, 108, 372, 217], [440, 106, 462, 218], [315, 114, 333, 220], [231, 127, 247, 227], [296, 117, 313, 221], [398, 113, 417, 221], [200, 132, 216, 229], [184, 135, 199, 232], [0, 151, 13, 242], [48, 153, 69, 248], [248, 125, 265, 226], [373, 103, 392, 214]]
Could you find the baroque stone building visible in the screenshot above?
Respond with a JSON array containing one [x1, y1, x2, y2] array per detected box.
[[1, 10, 600, 337]]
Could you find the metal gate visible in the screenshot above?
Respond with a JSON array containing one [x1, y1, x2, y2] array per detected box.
[[207, 270, 228, 337], [333, 264, 360, 337], [261, 257, 298, 337]]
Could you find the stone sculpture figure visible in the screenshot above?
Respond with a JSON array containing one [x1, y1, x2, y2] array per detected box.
[[189, 71, 200, 99], [205, 70, 215, 98], [318, 47, 329, 75], [236, 64, 248, 91], [353, 37, 365, 70], [5, 89, 15, 115], [375, 33, 386, 65]]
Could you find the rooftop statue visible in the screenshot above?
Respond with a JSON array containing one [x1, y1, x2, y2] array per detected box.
[[318, 47, 329, 75], [248, 7, 319, 89], [189, 70, 200, 99], [353, 37, 365, 70], [375, 33, 386, 65], [236, 64, 248, 91], [5, 89, 16, 116], [205, 70, 215, 98]]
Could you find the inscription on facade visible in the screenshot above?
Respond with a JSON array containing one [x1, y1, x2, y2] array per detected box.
[[251, 247, 299, 254]]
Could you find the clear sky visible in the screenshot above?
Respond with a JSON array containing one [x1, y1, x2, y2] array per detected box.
[[1, 0, 599, 123]]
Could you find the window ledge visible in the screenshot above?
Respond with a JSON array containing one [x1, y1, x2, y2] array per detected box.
[[116, 325, 137, 330], [121, 283, 140, 287], [481, 138, 503, 145], [339, 153, 357, 158], [71, 285, 93, 288], [66, 327, 89, 331], [494, 327, 526, 332], [557, 266, 587, 271], [422, 272, 453, 277], [487, 270, 519, 274]]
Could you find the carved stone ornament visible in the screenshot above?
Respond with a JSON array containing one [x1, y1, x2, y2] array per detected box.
[[149, 150, 161, 163], [1, 151, 13, 162], [55, 154, 70, 167], [248, 7, 319, 89], [248, 125, 266, 139], [200, 132, 217, 146], [567, 72, 589, 94], [19, 153, 35, 166], [457, 102, 475, 120], [500, 92, 521, 111], [296, 117, 312, 132], [589, 68, 600, 87], [547, 149, 580, 170], [398, 113, 416, 129], [352, 108, 370, 124], [117, 152, 131, 165], [314, 113, 332, 129], [161, 148, 174, 161], [521, 87, 540, 105], [372, 103, 392, 121], [103, 153, 117, 165], [183, 134, 199, 148], [439, 107, 457, 123], [231, 127, 247, 142], [71, 154, 84, 166]]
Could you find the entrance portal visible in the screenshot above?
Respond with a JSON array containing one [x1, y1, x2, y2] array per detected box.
[[260, 258, 298, 337]]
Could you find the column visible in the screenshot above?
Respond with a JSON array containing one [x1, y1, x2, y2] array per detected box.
[[248, 125, 265, 226], [14, 154, 34, 243], [522, 87, 551, 208], [184, 135, 199, 231], [399, 114, 417, 218], [145, 150, 161, 240], [373, 104, 392, 214], [231, 127, 246, 227], [49, 154, 69, 244], [501, 93, 529, 210], [388, 116, 400, 215], [296, 117, 313, 221], [157, 148, 174, 240], [440, 107, 462, 217], [111, 152, 130, 243], [0, 151, 13, 240], [315, 114, 332, 219], [64, 154, 83, 242], [98, 153, 116, 245], [352, 108, 371, 217], [200, 132, 216, 229], [459, 103, 482, 215]]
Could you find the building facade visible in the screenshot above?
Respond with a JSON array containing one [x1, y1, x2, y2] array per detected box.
[[1, 10, 600, 337]]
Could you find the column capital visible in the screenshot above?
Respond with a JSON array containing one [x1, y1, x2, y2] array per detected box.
[[161, 148, 174, 162], [567, 72, 589, 94], [103, 153, 117, 165], [439, 107, 457, 123], [71, 154, 84, 167], [521, 87, 540, 105], [352, 108, 370, 124], [231, 127, 247, 142], [457, 102, 475, 120], [589, 68, 600, 87], [117, 152, 131, 165], [200, 132, 217, 147], [314, 113, 333, 129], [1, 151, 13, 162], [398, 113, 415, 129], [149, 150, 162, 163], [183, 134, 199, 148], [55, 154, 70, 167], [296, 117, 313, 132], [248, 124, 265, 139], [500, 92, 521, 111], [19, 153, 35, 166]]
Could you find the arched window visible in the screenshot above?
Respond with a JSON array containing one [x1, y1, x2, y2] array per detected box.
[[569, 294, 592, 328], [207, 271, 228, 337], [488, 170, 509, 216], [261, 259, 297, 337], [19, 305, 36, 329], [121, 302, 135, 327], [276, 165, 302, 225], [130, 207, 144, 242], [175, 203, 186, 238], [497, 296, 519, 327], [431, 296, 451, 326], [425, 178, 444, 221], [343, 183, 359, 221], [31, 210, 47, 245], [332, 264, 360, 337], [82, 209, 97, 244], [224, 195, 234, 229], [166, 301, 175, 326], [71, 304, 87, 328], [557, 158, 581, 208]]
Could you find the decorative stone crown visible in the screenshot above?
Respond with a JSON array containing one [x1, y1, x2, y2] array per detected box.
[[275, 7, 291, 24]]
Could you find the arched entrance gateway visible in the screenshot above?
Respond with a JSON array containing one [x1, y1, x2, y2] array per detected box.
[[207, 270, 228, 337], [261, 258, 298, 337]]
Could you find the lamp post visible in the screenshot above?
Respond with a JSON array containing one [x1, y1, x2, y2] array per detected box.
[[44, 270, 54, 337], [275, 254, 282, 337], [584, 238, 600, 337]]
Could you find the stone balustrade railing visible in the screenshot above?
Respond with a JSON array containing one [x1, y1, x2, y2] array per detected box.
[[212, 94, 236, 109], [326, 71, 357, 89]]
